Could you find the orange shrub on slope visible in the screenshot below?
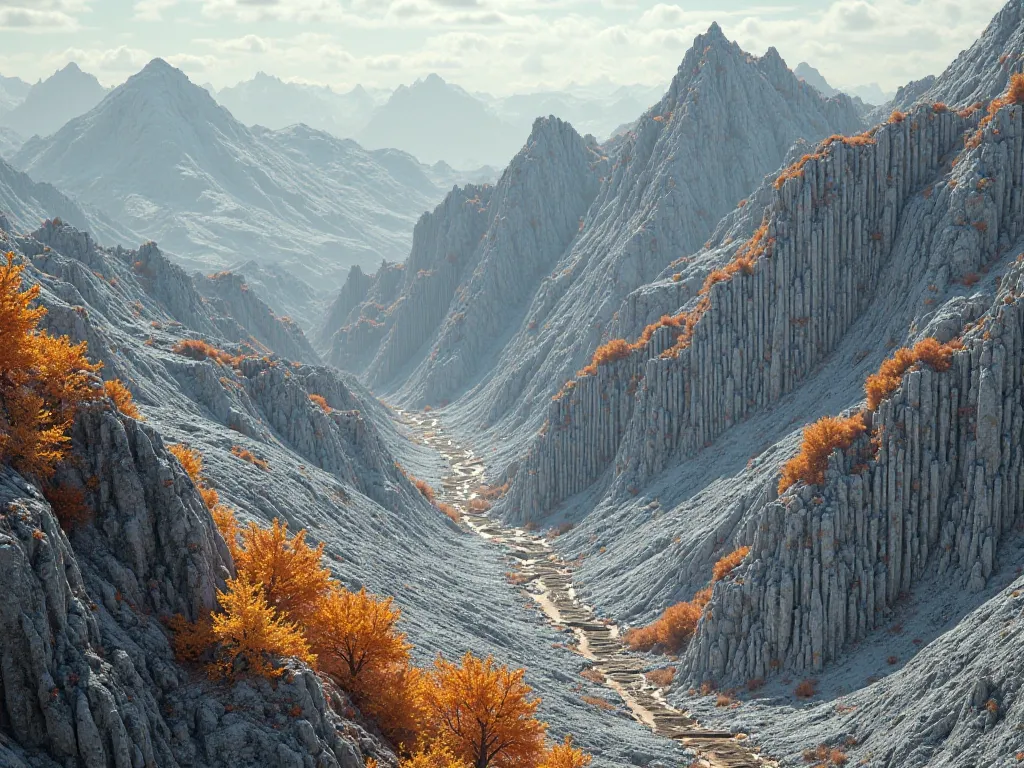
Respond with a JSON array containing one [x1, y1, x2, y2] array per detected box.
[[0, 252, 103, 478], [778, 413, 867, 493], [104, 379, 143, 420], [865, 338, 961, 411]]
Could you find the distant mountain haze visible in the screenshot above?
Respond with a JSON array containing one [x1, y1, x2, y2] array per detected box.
[[12, 59, 472, 301], [0, 63, 108, 139]]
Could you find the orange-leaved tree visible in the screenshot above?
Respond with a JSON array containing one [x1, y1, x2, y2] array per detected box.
[[103, 379, 142, 420], [168, 443, 220, 510], [539, 737, 592, 768], [307, 585, 410, 690], [208, 574, 314, 679], [234, 518, 332, 621], [0, 252, 103, 478], [422, 653, 547, 768]]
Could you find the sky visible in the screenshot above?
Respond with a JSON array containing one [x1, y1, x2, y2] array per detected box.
[[0, 0, 1009, 96]]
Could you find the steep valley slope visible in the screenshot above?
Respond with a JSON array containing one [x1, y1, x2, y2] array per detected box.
[[0, 216, 678, 767], [318, 4, 1024, 767]]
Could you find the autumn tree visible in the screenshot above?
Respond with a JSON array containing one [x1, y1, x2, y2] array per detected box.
[[208, 574, 314, 679], [234, 518, 332, 621], [538, 737, 592, 768], [308, 585, 411, 690], [104, 379, 142, 419], [422, 653, 547, 768], [168, 443, 220, 510], [0, 252, 102, 478]]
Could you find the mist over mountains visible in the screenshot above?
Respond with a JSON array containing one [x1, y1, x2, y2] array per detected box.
[[1, 4, 1024, 768]]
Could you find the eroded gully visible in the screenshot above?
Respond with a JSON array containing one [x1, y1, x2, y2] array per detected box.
[[396, 411, 775, 768]]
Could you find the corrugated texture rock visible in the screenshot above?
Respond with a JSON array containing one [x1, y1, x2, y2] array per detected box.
[[503, 104, 976, 522], [684, 256, 1024, 685]]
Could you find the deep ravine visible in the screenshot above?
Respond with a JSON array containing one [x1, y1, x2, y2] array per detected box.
[[396, 410, 775, 768]]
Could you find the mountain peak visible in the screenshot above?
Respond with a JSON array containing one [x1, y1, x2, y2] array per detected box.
[[421, 73, 447, 89]]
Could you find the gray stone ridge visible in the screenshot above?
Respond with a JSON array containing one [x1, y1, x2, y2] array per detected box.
[[500, 103, 979, 523]]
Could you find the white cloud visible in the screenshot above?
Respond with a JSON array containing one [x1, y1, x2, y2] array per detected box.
[[221, 34, 270, 53], [134, 0, 178, 21], [0, 7, 77, 28], [60, 45, 151, 72]]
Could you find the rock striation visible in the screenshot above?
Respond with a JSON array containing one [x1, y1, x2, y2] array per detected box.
[[673, 98, 1024, 685], [501, 103, 976, 522]]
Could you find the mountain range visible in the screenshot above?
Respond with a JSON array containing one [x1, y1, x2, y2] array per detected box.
[[0, 63, 108, 139], [1, 4, 1024, 768], [11, 59, 476, 317]]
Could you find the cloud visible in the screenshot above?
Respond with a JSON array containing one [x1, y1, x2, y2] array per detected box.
[[0, 7, 77, 28], [221, 34, 270, 53], [166, 53, 219, 72], [133, 0, 178, 21]]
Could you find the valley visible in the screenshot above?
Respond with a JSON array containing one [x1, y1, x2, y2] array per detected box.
[[1, 3, 1023, 768]]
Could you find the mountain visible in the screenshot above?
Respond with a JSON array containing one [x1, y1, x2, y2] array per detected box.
[[215, 72, 377, 137], [839, 81, 891, 105], [890, 0, 1024, 111], [12, 59, 465, 295], [794, 62, 838, 96], [490, 89, 652, 142], [0, 125, 22, 158], [0, 72, 31, 112], [0, 156, 138, 246], [0, 63, 108, 138], [0, 213, 679, 768], [328, 24, 863, 430], [356, 73, 525, 169]]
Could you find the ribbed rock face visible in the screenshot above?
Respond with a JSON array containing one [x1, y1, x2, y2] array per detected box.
[[195, 271, 321, 365], [501, 104, 974, 523], [317, 264, 373, 349], [328, 25, 863, 446], [364, 116, 605, 401], [681, 103, 1024, 687], [890, 0, 1024, 112], [326, 261, 407, 372]]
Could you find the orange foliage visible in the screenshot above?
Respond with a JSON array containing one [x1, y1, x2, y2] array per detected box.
[[778, 414, 867, 493], [309, 394, 331, 413], [422, 653, 547, 768], [864, 338, 961, 411], [43, 483, 92, 531], [413, 477, 436, 503], [171, 339, 240, 366], [644, 667, 676, 687], [577, 338, 632, 377], [231, 445, 269, 471], [401, 743, 470, 768], [712, 546, 750, 582], [308, 586, 410, 689], [168, 443, 222, 510], [625, 591, 708, 655], [104, 379, 142, 420], [208, 574, 314, 679], [212, 504, 241, 559], [889, 110, 906, 124], [234, 519, 331, 621], [795, 679, 817, 698], [0, 253, 103, 479]]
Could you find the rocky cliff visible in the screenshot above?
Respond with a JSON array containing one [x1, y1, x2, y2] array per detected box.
[[501, 103, 975, 523], [682, 99, 1024, 687]]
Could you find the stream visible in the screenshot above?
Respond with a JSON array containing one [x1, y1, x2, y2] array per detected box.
[[397, 411, 774, 768]]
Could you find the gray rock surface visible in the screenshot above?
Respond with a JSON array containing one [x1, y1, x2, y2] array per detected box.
[[888, 0, 1024, 114], [12, 60, 463, 287]]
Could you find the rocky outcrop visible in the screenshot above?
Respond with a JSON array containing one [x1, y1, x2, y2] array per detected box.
[[501, 104, 975, 522], [195, 270, 321, 365], [317, 264, 373, 349], [889, 0, 1024, 112], [684, 256, 1024, 685], [0, 412, 393, 768], [677, 99, 1024, 685]]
